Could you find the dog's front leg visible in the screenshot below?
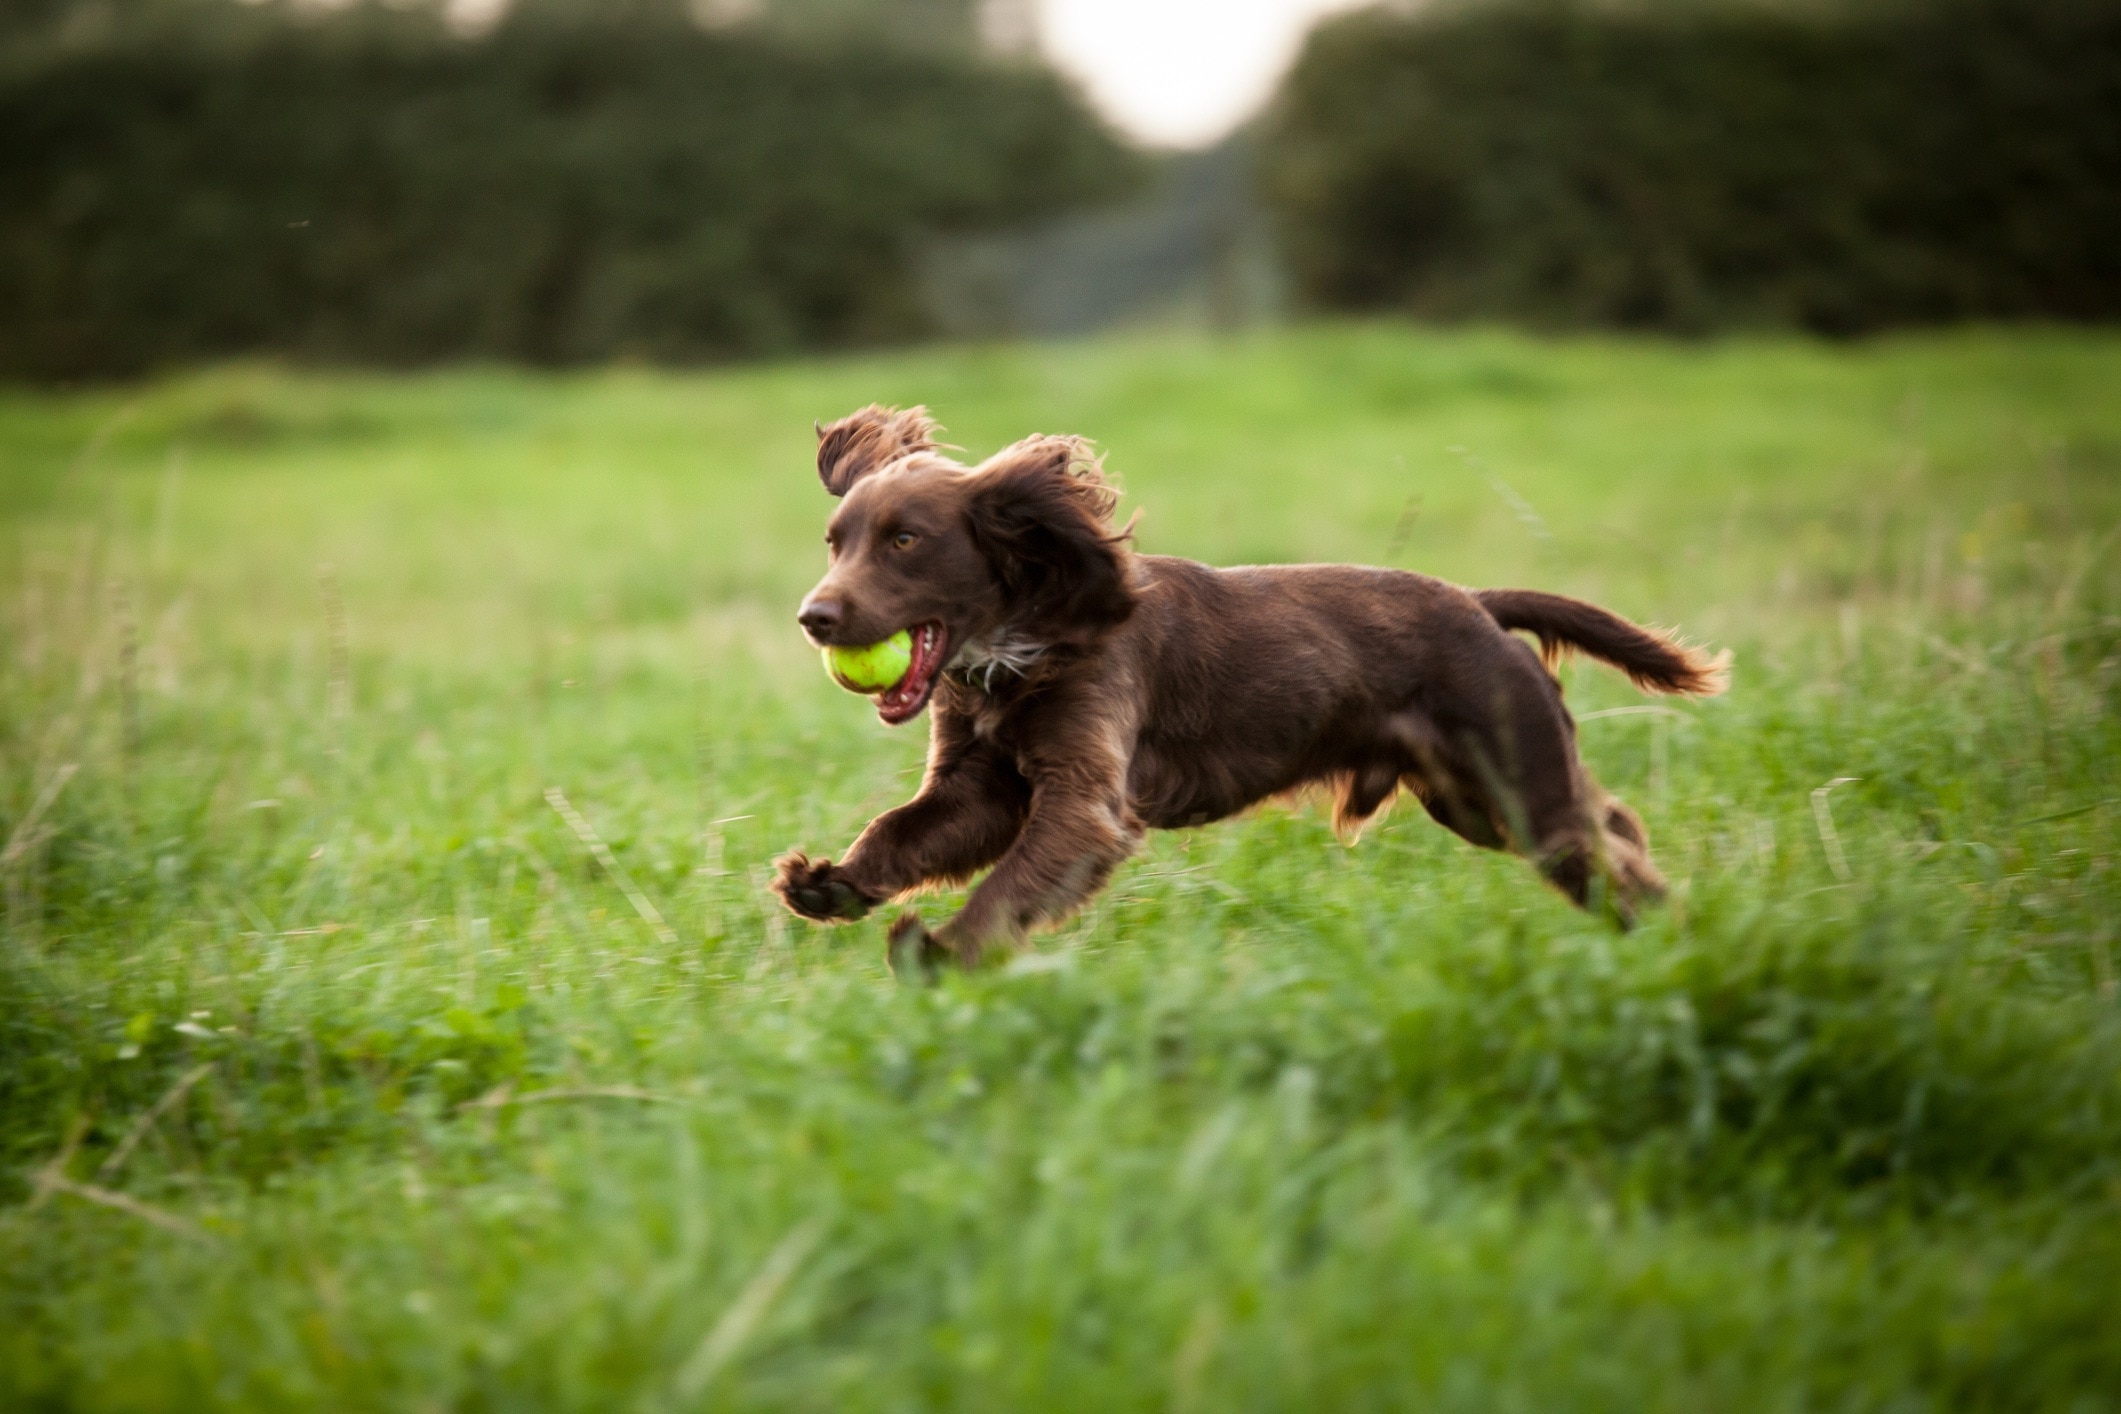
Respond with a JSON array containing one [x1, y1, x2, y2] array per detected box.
[[774, 721, 1028, 924], [896, 756, 1140, 972]]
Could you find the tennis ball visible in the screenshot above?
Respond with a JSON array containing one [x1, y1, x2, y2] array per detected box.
[[823, 630, 913, 694]]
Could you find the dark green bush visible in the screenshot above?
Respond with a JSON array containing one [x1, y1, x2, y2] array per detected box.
[[1262, 0, 2121, 333], [0, 13, 1136, 379]]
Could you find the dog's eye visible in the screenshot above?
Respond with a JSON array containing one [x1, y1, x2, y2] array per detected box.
[[892, 531, 918, 549]]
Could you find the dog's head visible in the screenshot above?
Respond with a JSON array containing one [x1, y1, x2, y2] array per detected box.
[[797, 404, 1135, 724]]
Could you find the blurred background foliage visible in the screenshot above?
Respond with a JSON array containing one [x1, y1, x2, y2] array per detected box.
[[0, 0, 1127, 379], [1264, 0, 2121, 333], [2, 0, 2118, 380]]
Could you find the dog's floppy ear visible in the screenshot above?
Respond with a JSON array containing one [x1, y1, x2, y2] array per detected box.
[[815, 404, 938, 496], [968, 435, 1135, 646]]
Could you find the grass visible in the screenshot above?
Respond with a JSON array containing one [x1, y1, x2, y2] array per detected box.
[[3, 321, 2120, 1411]]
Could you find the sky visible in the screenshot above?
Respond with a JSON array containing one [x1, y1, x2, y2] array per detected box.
[[1035, 0, 1372, 149], [429, 0, 1373, 148]]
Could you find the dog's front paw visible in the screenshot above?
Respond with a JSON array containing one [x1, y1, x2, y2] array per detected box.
[[886, 912, 980, 981], [773, 852, 876, 923], [886, 912, 942, 983]]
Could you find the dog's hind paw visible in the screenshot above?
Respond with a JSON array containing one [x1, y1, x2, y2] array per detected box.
[[772, 852, 875, 922]]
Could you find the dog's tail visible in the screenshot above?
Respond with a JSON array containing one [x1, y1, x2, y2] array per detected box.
[[1476, 589, 1729, 697]]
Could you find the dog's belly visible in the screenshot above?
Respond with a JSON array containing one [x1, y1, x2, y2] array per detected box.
[[1125, 739, 1322, 830]]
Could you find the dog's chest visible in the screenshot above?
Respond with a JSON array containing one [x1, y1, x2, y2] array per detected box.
[[947, 629, 1046, 691]]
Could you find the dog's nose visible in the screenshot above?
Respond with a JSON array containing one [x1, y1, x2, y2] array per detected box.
[[798, 599, 844, 637]]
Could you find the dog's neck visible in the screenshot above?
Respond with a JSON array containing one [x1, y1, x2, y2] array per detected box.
[[947, 626, 1047, 691]]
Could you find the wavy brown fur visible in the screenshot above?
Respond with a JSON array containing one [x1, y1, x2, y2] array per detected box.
[[816, 404, 939, 496], [776, 409, 1733, 970], [1474, 588, 1731, 696]]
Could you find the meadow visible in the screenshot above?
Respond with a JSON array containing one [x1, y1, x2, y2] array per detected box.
[[3, 323, 2119, 1410]]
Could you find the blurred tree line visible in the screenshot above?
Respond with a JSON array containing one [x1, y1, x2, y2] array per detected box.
[[1264, 0, 2121, 333], [0, 0, 1127, 379], [0, 0, 1016, 59], [11, 0, 2116, 379]]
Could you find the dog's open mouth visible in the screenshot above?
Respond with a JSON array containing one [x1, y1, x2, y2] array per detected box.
[[876, 621, 947, 725]]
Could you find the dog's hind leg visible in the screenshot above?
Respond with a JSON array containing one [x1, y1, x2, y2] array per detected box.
[[1410, 774, 1505, 850], [1388, 710, 1507, 850], [1503, 759, 1666, 926], [1333, 760, 1404, 840], [1435, 637, 1665, 921], [1588, 784, 1667, 911]]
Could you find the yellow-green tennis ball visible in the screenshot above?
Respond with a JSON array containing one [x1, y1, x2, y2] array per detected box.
[[824, 630, 913, 694]]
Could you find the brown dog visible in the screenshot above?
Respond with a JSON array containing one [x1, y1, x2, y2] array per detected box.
[[774, 405, 1727, 974]]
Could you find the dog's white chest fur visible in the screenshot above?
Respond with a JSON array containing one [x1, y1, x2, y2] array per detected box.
[[949, 629, 1046, 689]]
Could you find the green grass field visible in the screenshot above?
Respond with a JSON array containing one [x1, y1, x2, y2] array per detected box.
[[4, 323, 2120, 1410]]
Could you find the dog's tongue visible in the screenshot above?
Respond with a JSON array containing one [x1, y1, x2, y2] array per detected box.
[[876, 622, 944, 721]]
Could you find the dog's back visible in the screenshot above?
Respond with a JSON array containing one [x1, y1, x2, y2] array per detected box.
[[1112, 558, 1536, 828]]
